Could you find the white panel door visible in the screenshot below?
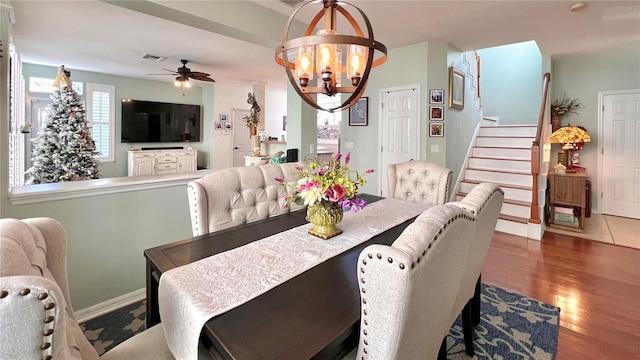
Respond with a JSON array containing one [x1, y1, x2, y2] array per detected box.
[[379, 87, 419, 197], [601, 91, 640, 218], [232, 109, 252, 167]]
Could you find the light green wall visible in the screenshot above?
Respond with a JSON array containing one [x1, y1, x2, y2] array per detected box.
[[551, 42, 640, 207], [445, 45, 482, 192], [5, 187, 192, 309], [23, 63, 212, 178], [478, 41, 542, 124]]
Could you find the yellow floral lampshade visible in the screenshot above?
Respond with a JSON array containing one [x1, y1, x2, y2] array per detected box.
[[550, 126, 590, 169]]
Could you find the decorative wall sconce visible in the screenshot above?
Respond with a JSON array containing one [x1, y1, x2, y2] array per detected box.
[[275, 0, 387, 113]]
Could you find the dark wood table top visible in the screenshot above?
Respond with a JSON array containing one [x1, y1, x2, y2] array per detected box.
[[144, 194, 417, 359]]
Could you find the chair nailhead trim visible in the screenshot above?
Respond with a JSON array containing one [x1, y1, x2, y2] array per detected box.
[[44, 316, 54, 324], [43, 329, 54, 336], [362, 259, 367, 265], [387, 257, 393, 263], [0, 291, 7, 298], [40, 342, 51, 350], [360, 277, 365, 284], [376, 254, 382, 259], [44, 303, 55, 310], [367, 253, 372, 259], [44, 356, 52, 360], [399, 263, 405, 269], [37, 293, 48, 300], [19, 288, 31, 296]]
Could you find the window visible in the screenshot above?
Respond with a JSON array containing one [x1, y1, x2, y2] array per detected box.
[[29, 76, 83, 95], [86, 83, 115, 163]]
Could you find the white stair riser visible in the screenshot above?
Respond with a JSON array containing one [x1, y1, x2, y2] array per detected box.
[[496, 218, 528, 237], [479, 126, 536, 137], [455, 195, 531, 219], [465, 169, 530, 187], [472, 147, 530, 160], [460, 182, 532, 203], [469, 158, 530, 172], [476, 137, 534, 148]]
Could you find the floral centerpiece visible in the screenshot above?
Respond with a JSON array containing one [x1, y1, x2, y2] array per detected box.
[[277, 152, 374, 239], [551, 93, 582, 131]]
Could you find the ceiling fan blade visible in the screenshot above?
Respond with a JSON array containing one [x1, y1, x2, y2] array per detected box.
[[146, 73, 175, 76], [189, 74, 215, 82], [188, 71, 211, 77]]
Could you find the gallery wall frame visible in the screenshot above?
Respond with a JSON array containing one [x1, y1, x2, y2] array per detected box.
[[429, 122, 444, 137], [429, 89, 444, 104], [429, 106, 444, 121], [349, 97, 368, 126], [449, 67, 465, 110]]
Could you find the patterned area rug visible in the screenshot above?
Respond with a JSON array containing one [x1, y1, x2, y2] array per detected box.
[[81, 283, 560, 359]]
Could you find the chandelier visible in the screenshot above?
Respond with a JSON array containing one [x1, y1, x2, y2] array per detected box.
[[275, 0, 387, 112]]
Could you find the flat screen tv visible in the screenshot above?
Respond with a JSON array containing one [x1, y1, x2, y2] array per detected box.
[[121, 100, 201, 143]]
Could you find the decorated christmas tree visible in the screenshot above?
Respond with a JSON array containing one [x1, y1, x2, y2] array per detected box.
[[26, 65, 101, 184]]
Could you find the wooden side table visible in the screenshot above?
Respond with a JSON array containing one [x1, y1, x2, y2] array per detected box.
[[548, 171, 588, 232]]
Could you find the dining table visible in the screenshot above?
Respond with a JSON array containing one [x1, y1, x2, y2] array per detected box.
[[143, 194, 429, 359]]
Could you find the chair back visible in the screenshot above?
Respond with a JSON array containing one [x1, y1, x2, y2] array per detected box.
[[356, 204, 474, 359], [0, 218, 99, 360], [450, 183, 504, 314], [187, 162, 302, 236], [387, 160, 452, 205]]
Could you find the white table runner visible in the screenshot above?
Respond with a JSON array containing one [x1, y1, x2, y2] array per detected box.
[[159, 198, 431, 359]]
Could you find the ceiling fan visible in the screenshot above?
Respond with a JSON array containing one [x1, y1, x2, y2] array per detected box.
[[149, 59, 215, 86]]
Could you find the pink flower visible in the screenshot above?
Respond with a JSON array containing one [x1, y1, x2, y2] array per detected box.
[[334, 152, 342, 162], [366, 169, 375, 174], [344, 153, 351, 164], [274, 177, 283, 183], [326, 184, 347, 202]]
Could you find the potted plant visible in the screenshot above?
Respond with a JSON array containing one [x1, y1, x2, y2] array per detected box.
[[550, 93, 582, 131]]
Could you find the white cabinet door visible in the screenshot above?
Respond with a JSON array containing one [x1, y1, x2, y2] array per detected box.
[[134, 158, 155, 176], [178, 156, 196, 172]]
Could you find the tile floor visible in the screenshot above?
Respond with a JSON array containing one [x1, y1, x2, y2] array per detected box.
[[545, 213, 640, 249]]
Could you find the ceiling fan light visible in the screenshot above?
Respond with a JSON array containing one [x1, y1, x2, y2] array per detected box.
[[174, 77, 182, 87], [184, 79, 192, 88]]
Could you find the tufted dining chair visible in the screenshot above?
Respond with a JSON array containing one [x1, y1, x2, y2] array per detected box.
[[448, 182, 504, 356], [186, 162, 303, 236], [0, 217, 188, 360], [387, 160, 453, 205], [354, 204, 475, 360]]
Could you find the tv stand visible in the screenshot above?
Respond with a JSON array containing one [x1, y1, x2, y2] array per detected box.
[[127, 149, 197, 176], [141, 146, 184, 150]]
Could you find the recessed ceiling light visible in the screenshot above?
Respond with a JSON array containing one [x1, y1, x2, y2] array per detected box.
[[570, 2, 587, 12]]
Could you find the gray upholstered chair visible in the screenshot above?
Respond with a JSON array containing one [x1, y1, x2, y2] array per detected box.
[[186, 162, 302, 236], [354, 204, 475, 359], [449, 182, 504, 356], [387, 160, 453, 205], [0, 217, 181, 360]]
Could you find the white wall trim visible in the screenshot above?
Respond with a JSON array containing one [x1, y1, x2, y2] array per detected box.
[[75, 288, 145, 323], [451, 123, 480, 201], [9, 169, 215, 205]]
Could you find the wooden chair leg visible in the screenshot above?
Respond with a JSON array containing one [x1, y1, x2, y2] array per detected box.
[[472, 275, 482, 326], [462, 301, 475, 357], [438, 336, 448, 360]]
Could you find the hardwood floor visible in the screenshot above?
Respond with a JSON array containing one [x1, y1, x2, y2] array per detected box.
[[483, 231, 640, 359]]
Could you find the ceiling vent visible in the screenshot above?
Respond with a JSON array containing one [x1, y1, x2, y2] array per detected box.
[[141, 53, 167, 62], [280, 0, 304, 7]]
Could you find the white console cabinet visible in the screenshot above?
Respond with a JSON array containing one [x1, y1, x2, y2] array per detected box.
[[127, 149, 197, 176]]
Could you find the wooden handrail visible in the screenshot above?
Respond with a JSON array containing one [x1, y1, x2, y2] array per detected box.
[[529, 72, 551, 224]]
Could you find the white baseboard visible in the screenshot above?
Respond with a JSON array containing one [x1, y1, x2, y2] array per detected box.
[[75, 288, 145, 323]]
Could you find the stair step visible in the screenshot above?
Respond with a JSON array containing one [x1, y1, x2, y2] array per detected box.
[[464, 168, 531, 187], [496, 217, 529, 237], [472, 146, 530, 160], [456, 192, 531, 219], [468, 157, 531, 172], [476, 136, 534, 148], [460, 180, 532, 203], [499, 214, 529, 224], [479, 125, 537, 137]]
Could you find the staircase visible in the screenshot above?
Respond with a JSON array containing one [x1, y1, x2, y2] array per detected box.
[[457, 124, 537, 237]]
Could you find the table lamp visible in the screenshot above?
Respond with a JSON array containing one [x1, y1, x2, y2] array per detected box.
[[550, 125, 590, 171]]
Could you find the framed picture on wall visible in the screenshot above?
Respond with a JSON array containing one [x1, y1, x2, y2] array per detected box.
[[429, 106, 444, 121], [224, 121, 233, 130], [449, 66, 465, 110], [220, 113, 228, 121], [349, 97, 368, 126], [429, 89, 444, 104], [429, 122, 444, 137], [214, 121, 223, 130]]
